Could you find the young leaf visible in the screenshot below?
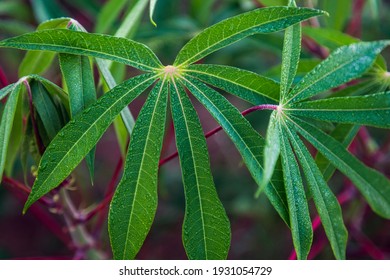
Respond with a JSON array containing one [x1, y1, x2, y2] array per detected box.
[[285, 40, 390, 104], [18, 18, 71, 77], [171, 81, 231, 260], [59, 54, 97, 182], [285, 125, 347, 260], [257, 111, 280, 197], [182, 77, 289, 225], [109, 80, 168, 260], [280, 0, 301, 102], [185, 64, 280, 104], [279, 122, 312, 260], [149, 0, 158, 26], [95, 0, 128, 34], [174, 7, 325, 67], [287, 92, 390, 128], [0, 83, 21, 182], [0, 29, 163, 71], [290, 116, 390, 218], [114, 0, 149, 40], [23, 74, 157, 213]]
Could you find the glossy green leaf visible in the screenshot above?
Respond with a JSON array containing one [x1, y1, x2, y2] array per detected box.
[[23, 74, 157, 213], [279, 122, 312, 260], [182, 77, 289, 225], [257, 111, 280, 197], [95, 0, 128, 34], [109, 80, 168, 260], [287, 92, 390, 128], [184, 64, 279, 104], [285, 125, 347, 260], [18, 18, 71, 77], [290, 116, 390, 218], [0, 83, 21, 182], [286, 40, 390, 104], [171, 80, 231, 260], [280, 0, 301, 102], [316, 124, 359, 182], [0, 29, 163, 71], [59, 53, 97, 183], [30, 80, 63, 143], [174, 7, 326, 66]]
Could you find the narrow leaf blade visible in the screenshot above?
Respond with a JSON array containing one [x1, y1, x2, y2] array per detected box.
[[279, 122, 313, 260], [171, 81, 231, 260], [285, 125, 347, 260], [185, 64, 280, 104], [174, 7, 325, 66], [24, 74, 156, 212], [288, 92, 390, 128], [286, 40, 390, 104], [0, 29, 163, 71], [109, 80, 168, 260], [290, 116, 390, 218]]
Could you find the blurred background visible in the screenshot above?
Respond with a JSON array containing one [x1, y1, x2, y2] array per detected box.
[[0, 0, 390, 259]]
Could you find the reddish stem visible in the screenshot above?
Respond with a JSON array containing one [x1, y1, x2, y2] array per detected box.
[[0, 66, 9, 87], [347, 0, 366, 38], [350, 227, 386, 259]]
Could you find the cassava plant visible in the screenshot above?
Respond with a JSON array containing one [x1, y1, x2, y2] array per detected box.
[[0, 0, 390, 260]]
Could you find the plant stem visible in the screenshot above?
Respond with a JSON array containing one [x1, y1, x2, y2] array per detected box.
[[0, 66, 9, 88]]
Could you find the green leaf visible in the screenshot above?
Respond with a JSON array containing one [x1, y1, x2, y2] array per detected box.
[[182, 77, 289, 225], [0, 83, 22, 182], [18, 18, 71, 77], [114, 0, 149, 39], [257, 111, 280, 197], [287, 92, 390, 128], [149, 0, 158, 26], [316, 124, 360, 182], [285, 40, 390, 104], [290, 116, 390, 218], [59, 54, 97, 183], [184, 64, 279, 104], [170, 80, 231, 260], [95, 0, 128, 34], [0, 29, 163, 71], [280, 0, 301, 102], [285, 125, 347, 260], [319, 0, 352, 30], [109, 80, 168, 260], [30, 80, 63, 143], [23, 74, 157, 213], [174, 7, 326, 67], [302, 27, 358, 51], [279, 122, 312, 260]]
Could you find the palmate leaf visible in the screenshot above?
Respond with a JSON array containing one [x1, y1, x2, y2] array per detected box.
[[278, 122, 312, 260], [174, 6, 326, 67], [284, 124, 347, 260], [0, 29, 163, 71], [170, 80, 231, 260], [289, 116, 390, 218], [287, 92, 390, 128], [184, 64, 280, 104], [109, 80, 168, 260], [59, 53, 97, 182], [23, 74, 157, 213], [285, 40, 390, 104], [0, 83, 22, 182], [182, 77, 289, 225]]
